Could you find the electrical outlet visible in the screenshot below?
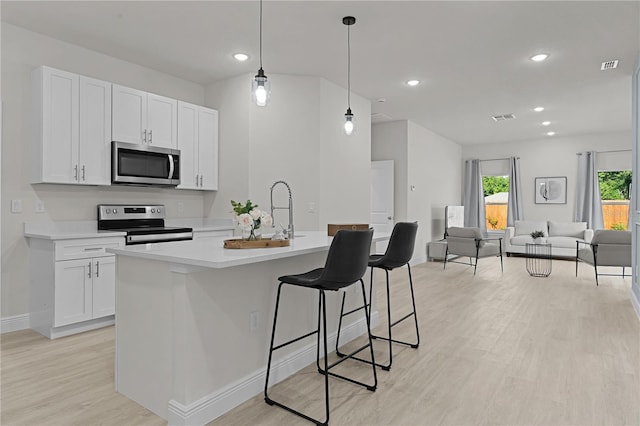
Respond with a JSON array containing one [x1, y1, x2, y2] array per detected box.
[[177, 202, 184, 213], [308, 201, 316, 213], [35, 200, 45, 213], [11, 199, 22, 213], [250, 311, 259, 332]]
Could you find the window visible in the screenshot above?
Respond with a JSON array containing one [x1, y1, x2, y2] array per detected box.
[[599, 170, 631, 230], [483, 175, 509, 230]]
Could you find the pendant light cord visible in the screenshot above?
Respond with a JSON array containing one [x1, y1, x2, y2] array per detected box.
[[259, 0, 263, 69], [347, 22, 351, 109]]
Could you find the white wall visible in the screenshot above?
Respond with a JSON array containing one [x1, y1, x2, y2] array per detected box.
[[1, 24, 207, 318], [462, 131, 631, 223], [407, 121, 463, 255], [372, 120, 463, 262], [205, 74, 371, 233]]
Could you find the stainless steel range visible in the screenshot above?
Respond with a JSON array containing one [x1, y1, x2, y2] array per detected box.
[[98, 204, 193, 245]]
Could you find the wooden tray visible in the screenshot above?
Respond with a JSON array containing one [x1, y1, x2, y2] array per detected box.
[[327, 223, 369, 236], [223, 237, 290, 249]]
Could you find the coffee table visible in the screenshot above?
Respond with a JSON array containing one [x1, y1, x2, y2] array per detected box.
[[526, 242, 552, 277]]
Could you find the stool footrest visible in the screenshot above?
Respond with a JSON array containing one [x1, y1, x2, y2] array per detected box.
[[272, 329, 318, 351], [317, 368, 377, 391], [341, 303, 370, 317]]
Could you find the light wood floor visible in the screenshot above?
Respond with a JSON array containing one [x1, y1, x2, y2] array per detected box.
[[2, 257, 639, 425]]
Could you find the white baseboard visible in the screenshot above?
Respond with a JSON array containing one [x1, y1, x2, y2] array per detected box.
[[631, 288, 640, 322], [167, 311, 379, 426], [1, 314, 30, 334]]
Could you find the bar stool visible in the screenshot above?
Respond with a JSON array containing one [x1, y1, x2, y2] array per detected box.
[[264, 229, 377, 426], [336, 222, 419, 371]]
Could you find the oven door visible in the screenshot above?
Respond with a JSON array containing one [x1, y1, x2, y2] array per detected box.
[[112, 141, 180, 186]]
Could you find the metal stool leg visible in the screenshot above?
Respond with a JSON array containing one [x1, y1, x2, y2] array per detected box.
[[264, 284, 330, 426]]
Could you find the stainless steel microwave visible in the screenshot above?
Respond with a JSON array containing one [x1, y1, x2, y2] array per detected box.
[[112, 141, 181, 187]]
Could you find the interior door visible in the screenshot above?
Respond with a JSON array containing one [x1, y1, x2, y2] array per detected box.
[[371, 160, 394, 253]]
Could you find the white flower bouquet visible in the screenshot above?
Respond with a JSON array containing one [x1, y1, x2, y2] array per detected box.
[[231, 200, 273, 240]]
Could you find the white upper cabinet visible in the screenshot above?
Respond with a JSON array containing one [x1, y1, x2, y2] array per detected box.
[[177, 101, 219, 190], [112, 84, 177, 149], [31, 66, 111, 185], [79, 76, 112, 185]]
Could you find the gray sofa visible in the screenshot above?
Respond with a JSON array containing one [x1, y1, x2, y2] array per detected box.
[[504, 220, 594, 257]]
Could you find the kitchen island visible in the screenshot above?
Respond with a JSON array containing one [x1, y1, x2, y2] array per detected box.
[[108, 230, 389, 426]]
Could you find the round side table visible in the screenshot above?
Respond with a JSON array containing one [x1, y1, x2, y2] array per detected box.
[[525, 243, 552, 277]]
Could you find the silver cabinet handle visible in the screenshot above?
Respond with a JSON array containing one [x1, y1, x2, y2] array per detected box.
[[143, 129, 147, 143], [83, 247, 102, 252], [95, 260, 100, 278], [149, 130, 152, 143], [87, 261, 92, 278], [195, 175, 199, 186], [82, 165, 86, 181], [74, 165, 78, 181], [200, 176, 203, 187], [387, 216, 393, 220]]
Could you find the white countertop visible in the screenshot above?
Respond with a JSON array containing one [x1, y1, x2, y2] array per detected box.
[[107, 231, 390, 269], [24, 221, 126, 240]]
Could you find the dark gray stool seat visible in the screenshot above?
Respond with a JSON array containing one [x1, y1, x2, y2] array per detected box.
[[264, 229, 377, 426]]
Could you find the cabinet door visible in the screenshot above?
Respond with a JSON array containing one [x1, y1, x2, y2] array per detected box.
[[54, 259, 92, 327], [147, 94, 177, 148], [197, 107, 219, 190], [112, 84, 146, 144], [40, 67, 79, 184], [92, 256, 116, 318], [177, 101, 198, 189], [79, 76, 112, 185]]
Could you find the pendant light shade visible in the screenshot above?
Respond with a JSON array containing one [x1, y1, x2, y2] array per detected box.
[[252, 0, 270, 107], [343, 16, 356, 135]]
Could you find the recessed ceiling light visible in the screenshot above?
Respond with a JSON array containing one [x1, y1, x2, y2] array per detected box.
[[530, 53, 549, 62], [542, 121, 551, 126], [546, 131, 556, 136], [533, 106, 545, 112], [233, 53, 249, 61], [376, 98, 386, 103], [406, 80, 420, 86]]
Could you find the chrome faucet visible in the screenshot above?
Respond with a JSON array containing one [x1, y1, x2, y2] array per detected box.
[[270, 180, 294, 239]]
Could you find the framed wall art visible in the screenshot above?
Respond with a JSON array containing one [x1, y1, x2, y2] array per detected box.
[[535, 176, 567, 204]]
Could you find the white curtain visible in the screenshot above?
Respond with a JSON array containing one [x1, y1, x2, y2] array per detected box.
[[575, 151, 604, 229], [463, 159, 486, 232], [507, 156, 523, 226]]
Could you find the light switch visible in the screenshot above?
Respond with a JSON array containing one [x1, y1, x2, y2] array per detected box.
[[11, 199, 22, 213]]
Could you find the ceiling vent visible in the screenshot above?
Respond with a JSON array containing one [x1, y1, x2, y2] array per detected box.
[[601, 60, 619, 71], [491, 113, 516, 122], [371, 112, 393, 123]]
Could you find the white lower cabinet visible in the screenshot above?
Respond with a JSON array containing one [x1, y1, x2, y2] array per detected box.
[[54, 256, 115, 327], [29, 236, 123, 339]]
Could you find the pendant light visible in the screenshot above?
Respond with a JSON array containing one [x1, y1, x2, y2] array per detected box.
[[343, 16, 356, 135], [252, 0, 270, 106], [342, 16, 356, 136]]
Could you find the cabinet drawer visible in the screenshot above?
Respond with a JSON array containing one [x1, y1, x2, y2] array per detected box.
[[55, 237, 124, 261]]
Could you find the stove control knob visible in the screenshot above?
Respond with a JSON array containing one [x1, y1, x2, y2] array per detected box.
[[106, 208, 111, 214], [157, 207, 162, 214], [113, 208, 118, 214], [151, 208, 155, 213]]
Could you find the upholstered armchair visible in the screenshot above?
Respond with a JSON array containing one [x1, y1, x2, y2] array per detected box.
[[576, 230, 631, 286], [444, 227, 503, 275]]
